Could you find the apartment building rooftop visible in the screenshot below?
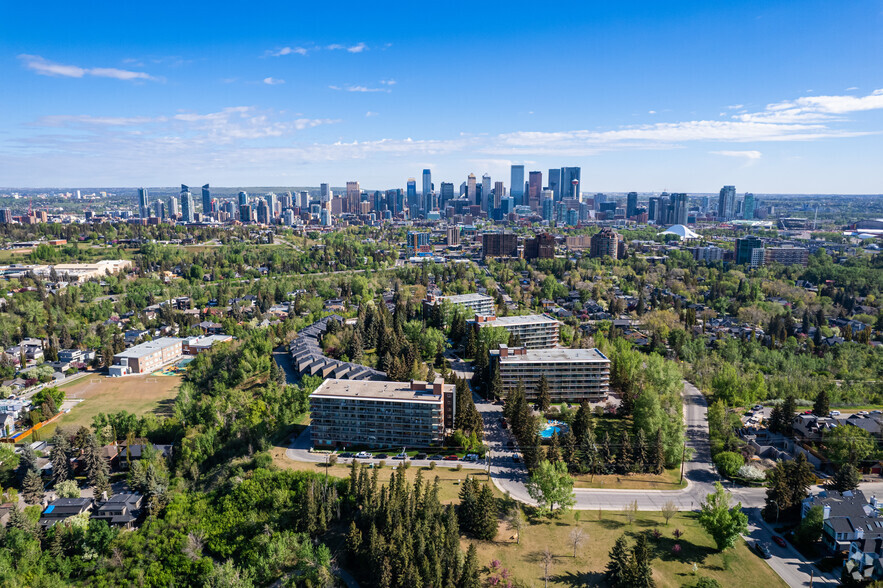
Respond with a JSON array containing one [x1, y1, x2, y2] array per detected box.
[[474, 313, 559, 327], [494, 346, 608, 363], [430, 292, 493, 304], [311, 378, 451, 403]]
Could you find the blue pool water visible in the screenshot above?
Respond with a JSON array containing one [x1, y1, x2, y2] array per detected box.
[[539, 421, 566, 438]]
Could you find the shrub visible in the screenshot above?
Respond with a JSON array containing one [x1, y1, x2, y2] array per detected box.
[[378, 460, 386, 469], [429, 461, 436, 470], [714, 451, 744, 478], [456, 463, 463, 471], [737, 464, 766, 481]]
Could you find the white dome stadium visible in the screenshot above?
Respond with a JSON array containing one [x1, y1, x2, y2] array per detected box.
[[658, 224, 700, 240]]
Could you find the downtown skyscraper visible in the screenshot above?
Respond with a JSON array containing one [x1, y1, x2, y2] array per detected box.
[[510, 165, 525, 205], [137, 188, 149, 218], [180, 185, 194, 222], [718, 185, 736, 221]]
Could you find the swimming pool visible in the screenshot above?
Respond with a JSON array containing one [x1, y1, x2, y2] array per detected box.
[[539, 420, 567, 438]]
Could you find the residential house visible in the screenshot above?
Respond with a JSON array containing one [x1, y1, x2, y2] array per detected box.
[[792, 414, 839, 442], [91, 493, 142, 528], [39, 497, 94, 528]]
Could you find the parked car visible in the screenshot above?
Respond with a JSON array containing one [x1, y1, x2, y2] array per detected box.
[[375, 453, 389, 459], [755, 542, 772, 559], [464, 454, 479, 462], [829, 410, 841, 416], [753, 405, 763, 411], [772, 536, 786, 548], [444, 455, 459, 461], [339, 452, 353, 458], [429, 454, 444, 461], [355, 451, 371, 459], [393, 452, 408, 460], [415, 453, 427, 460]]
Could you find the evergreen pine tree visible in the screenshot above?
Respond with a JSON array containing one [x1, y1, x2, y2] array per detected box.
[[633, 429, 647, 473], [768, 403, 784, 434], [652, 429, 665, 475], [632, 533, 655, 588], [600, 431, 613, 474], [813, 389, 830, 417], [458, 477, 478, 536], [489, 362, 503, 400], [606, 535, 632, 588], [561, 428, 578, 468], [460, 543, 481, 588], [781, 396, 796, 436], [831, 464, 861, 493], [23, 469, 44, 504], [619, 431, 633, 474], [50, 434, 72, 485], [537, 375, 551, 413], [547, 432, 562, 463], [475, 483, 498, 541], [572, 401, 592, 442]]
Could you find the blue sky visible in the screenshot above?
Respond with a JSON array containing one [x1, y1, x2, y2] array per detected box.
[[1, 0, 882, 192]]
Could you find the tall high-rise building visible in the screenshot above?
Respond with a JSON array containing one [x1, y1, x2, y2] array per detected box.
[[541, 191, 554, 222], [648, 197, 659, 222], [299, 191, 309, 209], [669, 193, 688, 225], [320, 183, 331, 203], [718, 185, 736, 221], [180, 185, 194, 222], [528, 171, 543, 205], [256, 199, 270, 224], [137, 188, 149, 218], [481, 174, 491, 212], [590, 228, 623, 259], [267, 193, 278, 220], [548, 168, 561, 201], [168, 195, 179, 218], [422, 169, 432, 200], [742, 193, 756, 220], [201, 184, 211, 216], [467, 174, 477, 204], [560, 167, 581, 200], [346, 181, 360, 213], [154, 200, 166, 220], [494, 181, 504, 210], [626, 192, 638, 218], [440, 182, 454, 210], [406, 178, 417, 211], [510, 165, 525, 205], [238, 191, 249, 207]]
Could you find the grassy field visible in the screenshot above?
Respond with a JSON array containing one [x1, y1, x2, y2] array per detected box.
[[573, 467, 687, 490], [468, 509, 788, 588], [51, 374, 181, 430]]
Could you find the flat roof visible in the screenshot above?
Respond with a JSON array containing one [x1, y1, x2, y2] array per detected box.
[[438, 292, 493, 304], [115, 337, 182, 359], [476, 314, 559, 327], [311, 378, 451, 404], [497, 347, 609, 364]]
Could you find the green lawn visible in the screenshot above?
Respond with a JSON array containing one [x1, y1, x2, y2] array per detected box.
[[468, 509, 787, 588]]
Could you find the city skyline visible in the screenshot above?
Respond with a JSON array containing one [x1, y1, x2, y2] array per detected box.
[[1, 1, 882, 192]]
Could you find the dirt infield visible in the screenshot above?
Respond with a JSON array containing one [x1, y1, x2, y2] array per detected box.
[[55, 374, 182, 429]]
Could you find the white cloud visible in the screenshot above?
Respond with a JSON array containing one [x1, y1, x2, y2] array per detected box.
[[365, 111, 379, 117], [347, 42, 367, 53], [711, 150, 763, 160], [263, 77, 285, 85], [329, 84, 390, 93], [327, 43, 368, 52], [380, 79, 396, 85], [846, 86, 859, 91], [648, 110, 656, 114], [18, 54, 157, 81], [727, 104, 744, 110], [268, 46, 308, 57]]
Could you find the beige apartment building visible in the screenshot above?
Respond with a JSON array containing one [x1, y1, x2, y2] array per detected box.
[[309, 378, 456, 448], [471, 313, 560, 349], [489, 345, 610, 402]]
